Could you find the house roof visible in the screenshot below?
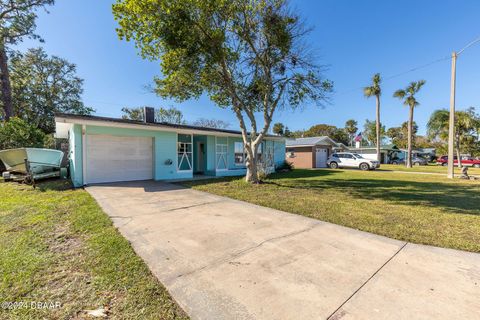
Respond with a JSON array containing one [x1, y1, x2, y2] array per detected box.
[[54, 113, 285, 140], [335, 142, 349, 149], [285, 136, 344, 148]]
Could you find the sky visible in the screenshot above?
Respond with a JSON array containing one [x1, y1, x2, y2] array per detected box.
[[16, 0, 480, 135]]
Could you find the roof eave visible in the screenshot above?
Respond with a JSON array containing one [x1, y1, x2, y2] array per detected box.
[[54, 115, 286, 141]]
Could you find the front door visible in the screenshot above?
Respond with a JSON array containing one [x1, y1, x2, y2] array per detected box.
[[315, 148, 328, 168], [197, 142, 205, 173]]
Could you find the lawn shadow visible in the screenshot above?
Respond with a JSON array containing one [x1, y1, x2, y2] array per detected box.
[[173, 168, 480, 216], [267, 169, 341, 180], [266, 175, 480, 216]]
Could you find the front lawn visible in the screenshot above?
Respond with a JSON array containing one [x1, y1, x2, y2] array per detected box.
[[0, 180, 187, 320], [183, 169, 480, 252]]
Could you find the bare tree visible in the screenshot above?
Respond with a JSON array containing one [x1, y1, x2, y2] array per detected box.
[[193, 118, 230, 129]]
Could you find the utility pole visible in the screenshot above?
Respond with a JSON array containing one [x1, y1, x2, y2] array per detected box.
[[447, 52, 456, 179], [446, 36, 480, 179]]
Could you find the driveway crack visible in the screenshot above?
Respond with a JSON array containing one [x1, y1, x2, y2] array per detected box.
[[165, 200, 224, 212], [107, 200, 225, 220], [172, 222, 320, 282], [327, 242, 409, 320]]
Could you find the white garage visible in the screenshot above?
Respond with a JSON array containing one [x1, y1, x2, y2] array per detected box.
[[85, 134, 153, 184]]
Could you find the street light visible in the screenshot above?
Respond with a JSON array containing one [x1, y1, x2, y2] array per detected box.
[[447, 36, 480, 179]]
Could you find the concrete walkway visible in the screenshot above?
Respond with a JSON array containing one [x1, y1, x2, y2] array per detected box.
[[87, 181, 480, 320]]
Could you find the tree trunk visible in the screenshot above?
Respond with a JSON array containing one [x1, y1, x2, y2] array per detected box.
[[244, 143, 259, 183], [375, 95, 381, 162], [406, 105, 414, 168], [0, 41, 13, 121], [245, 161, 259, 183]]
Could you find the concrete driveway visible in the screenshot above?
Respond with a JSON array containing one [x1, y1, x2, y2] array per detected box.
[[87, 181, 480, 320]]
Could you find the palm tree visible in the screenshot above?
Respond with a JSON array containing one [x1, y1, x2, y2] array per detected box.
[[363, 73, 382, 162], [393, 80, 426, 168], [428, 108, 479, 168], [344, 119, 358, 146]]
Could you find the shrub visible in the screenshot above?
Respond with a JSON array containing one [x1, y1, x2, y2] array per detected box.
[[276, 160, 294, 172], [0, 117, 46, 150]]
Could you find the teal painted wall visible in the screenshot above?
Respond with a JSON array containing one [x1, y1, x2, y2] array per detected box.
[[216, 168, 247, 177], [67, 123, 286, 187], [274, 140, 286, 167], [69, 124, 83, 187]]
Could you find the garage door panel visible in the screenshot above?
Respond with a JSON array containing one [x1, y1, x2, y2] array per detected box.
[[86, 135, 153, 184]]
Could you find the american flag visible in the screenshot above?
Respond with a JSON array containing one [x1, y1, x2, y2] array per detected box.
[[354, 132, 362, 142]]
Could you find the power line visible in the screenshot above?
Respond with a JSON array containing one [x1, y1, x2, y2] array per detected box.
[[382, 55, 450, 81], [335, 55, 450, 97], [457, 35, 480, 55], [84, 36, 480, 109], [336, 34, 480, 98]]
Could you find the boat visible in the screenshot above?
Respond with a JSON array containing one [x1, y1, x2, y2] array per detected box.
[[0, 148, 64, 181]]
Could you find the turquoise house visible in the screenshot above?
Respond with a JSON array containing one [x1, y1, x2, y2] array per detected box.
[[55, 112, 286, 187]]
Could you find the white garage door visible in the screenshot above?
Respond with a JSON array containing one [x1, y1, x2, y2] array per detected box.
[[86, 134, 153, 184], [315, 147, 328, 168]]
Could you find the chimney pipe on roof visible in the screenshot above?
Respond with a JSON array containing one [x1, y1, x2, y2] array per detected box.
[[144, 107, 155, 123]]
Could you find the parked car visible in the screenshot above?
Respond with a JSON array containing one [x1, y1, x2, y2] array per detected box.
[[390, 156, 428, 166], [436, 156, 480, 168], [327, 152, 380, 170]]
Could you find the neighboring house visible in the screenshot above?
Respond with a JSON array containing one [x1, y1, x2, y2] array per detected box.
[[55, 110, 285, 187], [348, 144, 399, 164], [285, 136, 345, 168]]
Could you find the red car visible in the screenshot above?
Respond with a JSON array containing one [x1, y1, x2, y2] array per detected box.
[[436, 156, 480, 168]]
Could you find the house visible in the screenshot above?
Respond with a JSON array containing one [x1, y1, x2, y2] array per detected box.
[[285, 136, 346, 168], [348, 144, 399, 164], [54, 110, 286, 187]]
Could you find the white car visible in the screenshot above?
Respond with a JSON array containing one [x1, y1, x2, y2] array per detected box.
[[327, 152, 380, 170]]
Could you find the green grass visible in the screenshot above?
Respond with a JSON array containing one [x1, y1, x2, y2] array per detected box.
[[379, 163, 480, 175], [0, 180, 187, 320], [182, 169, 480, 253]]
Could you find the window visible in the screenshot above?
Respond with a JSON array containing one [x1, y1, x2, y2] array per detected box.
[[178, 134, 192, 171], [234, 142, 245, 165]]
